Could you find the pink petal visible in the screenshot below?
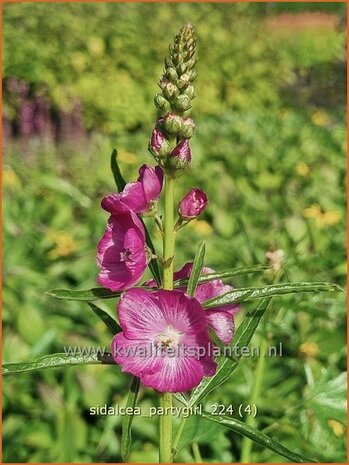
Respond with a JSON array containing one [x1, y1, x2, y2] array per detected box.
[[111, 332, 161, 376], [101, 193, 129, 214], [141, 353, 205, 393], [118, 288, 169, 340], [206, 310, 235, 345], [121, 182, 148, 213], [138, 164, 163, 204], [153, 290, 208, 335]]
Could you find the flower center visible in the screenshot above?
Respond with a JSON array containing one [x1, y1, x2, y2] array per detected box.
[[120, 248, 132, 263], [156, 325, 183, 348]]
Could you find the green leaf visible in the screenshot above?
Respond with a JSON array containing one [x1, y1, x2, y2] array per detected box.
[[201, 412, 316, 463], [2, 352, 115, 375], [87, 303, 121, 334], [203, 282, 342, 308], [46, 287, 120, 301], [173, 264, 268, 287], [110, 148, 162, 287], [110, 148, 126, 192], [187, 241, 206, 297], [188, 299, 271, 406], [121, 377, 140, 460], [306, 372, 347, 425]]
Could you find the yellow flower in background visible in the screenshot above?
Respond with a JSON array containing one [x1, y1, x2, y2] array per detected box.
[[117, 150, 138, 165], [3, 166, 21, 190], [311, 109, 329, 126], [47, 230, 77, 260], [190, 219, 213, 236], [296, 161, 310, 177], [303, 204, 342, 228], [299, 342, 319, 358], [328, 419, 345, 438]]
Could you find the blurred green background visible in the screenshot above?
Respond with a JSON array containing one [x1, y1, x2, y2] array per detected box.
[[2, 2, 346, 463]]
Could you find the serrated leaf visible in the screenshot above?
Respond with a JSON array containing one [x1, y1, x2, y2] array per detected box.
[[188, 299, 271, 406], [46, 287, 120, 301], [201, 412, 315, 463], [87, 302, 121, 334], [2, 352, 115, 375], [203, 282, 342, 308], [121, 377, 140, 460], [173, 264, 268, 287], [187, 241, 206, 297]]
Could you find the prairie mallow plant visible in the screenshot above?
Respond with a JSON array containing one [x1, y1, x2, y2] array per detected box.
[[4, 24, 342, 464]]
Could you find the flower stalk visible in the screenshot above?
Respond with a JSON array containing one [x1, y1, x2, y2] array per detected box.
[[159, 174, 175, 463]]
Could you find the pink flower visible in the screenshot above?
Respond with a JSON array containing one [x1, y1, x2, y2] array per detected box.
[[146, 263, 239, 345], [111, 288, 216, 393], [102, 164, 163, 215], [178, 188, 208, 220], [97, 211, 147, 291]]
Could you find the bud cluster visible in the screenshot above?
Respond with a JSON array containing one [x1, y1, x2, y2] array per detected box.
[[154, 23, 197, 117], [149, 24, 197, 177]]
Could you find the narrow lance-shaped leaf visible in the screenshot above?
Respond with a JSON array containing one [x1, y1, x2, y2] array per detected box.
[[110, 148, 126, 192], [188, 298, 272, 406], [46, 264, 268, 302], [187, 241, 206, 297], [2, 352, 115, 376], [110, 148, 162, 287], [121, 377, 141, 460], [203, 282, 342, 308], [46, 288, 120, 302], [173, 264, 268, 287], [201, 412, 316, 463], [87, 302, 121, 334]]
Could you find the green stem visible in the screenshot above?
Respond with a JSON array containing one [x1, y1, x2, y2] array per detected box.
[[160, 392, 173, 462], [163, 174, 175, 290], [159, 173, 175, 463], [240, 335, 268, 462], [172, 416, 187, 454], [192, 442, 203, 463]]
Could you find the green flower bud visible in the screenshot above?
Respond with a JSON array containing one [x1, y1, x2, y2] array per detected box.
[[177, 73, 190, 89], [176, 63, 188, 75], [179, 117, 195, 139], [189, 69, 198, 82], [163, 112, 183, 134], [163, 82, 179, 99], [174, 94, 192, 112], [166, 67, 178, 82], [184, 85, 195, 100], [154, 93, 170, 111]]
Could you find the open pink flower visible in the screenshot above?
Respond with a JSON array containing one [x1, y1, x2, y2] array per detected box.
[[97, 211, 147, 291], [102, 164, 163, 215], [111, 288, 216, 392], [146, 262, 239, 344]]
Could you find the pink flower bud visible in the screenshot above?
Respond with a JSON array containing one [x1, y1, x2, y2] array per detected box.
[[178, 188, 208, 220], [149, 128, 170, 158], [170, 139, 191, 168]]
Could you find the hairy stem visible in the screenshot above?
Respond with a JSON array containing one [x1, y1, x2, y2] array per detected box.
[[159, 173, 175, 463]]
